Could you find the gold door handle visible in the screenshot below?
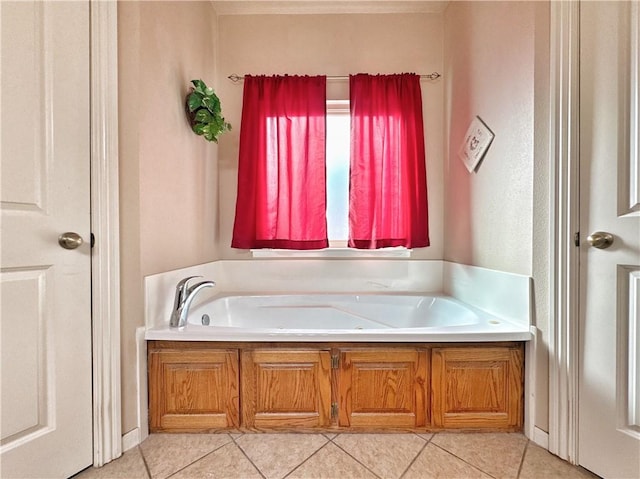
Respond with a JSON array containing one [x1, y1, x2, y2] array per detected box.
[[58, 232, 83, 250], [587, 231, 614, 249]]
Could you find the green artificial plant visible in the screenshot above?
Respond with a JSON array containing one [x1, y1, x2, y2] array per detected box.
[[186, 79, 231, 143]]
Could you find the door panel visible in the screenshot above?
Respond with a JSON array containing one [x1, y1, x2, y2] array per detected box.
[[0, 1, 92, 477], [579, 2, 640, 477], [149, 350, 240, 431], [338, 349, 428, 428], [241, 350, 332, 428], [431, 347, 523, 429]]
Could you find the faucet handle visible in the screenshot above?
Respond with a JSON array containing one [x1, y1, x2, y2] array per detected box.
[[173, 276, 201, 309], [177, 275, 201, 291]]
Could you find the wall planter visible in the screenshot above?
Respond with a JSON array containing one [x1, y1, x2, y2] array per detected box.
[[186, 79, 231, 143]]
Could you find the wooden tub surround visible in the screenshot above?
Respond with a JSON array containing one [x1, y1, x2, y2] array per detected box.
[[148, 341, 524, 433]]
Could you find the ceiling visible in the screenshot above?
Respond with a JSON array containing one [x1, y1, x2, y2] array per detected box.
[[210, 1, 449, 15]]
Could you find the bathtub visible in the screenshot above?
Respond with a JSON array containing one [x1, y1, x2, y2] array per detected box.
[[144, 293, 532, 342]]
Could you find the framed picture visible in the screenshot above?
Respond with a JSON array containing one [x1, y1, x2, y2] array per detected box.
[[458, 116, 495, 173]]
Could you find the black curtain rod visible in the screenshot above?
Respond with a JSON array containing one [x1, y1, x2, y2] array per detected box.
[[227, 72, 441, 83]]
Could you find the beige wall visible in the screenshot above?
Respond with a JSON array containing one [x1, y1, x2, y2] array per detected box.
[[215, 12, 445, 260], [118, 1, 219, 433], [444, 1, 535, 275], [444, 1, 550, 431]]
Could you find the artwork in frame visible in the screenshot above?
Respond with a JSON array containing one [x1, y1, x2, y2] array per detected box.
[[458, 116, 495, 173]]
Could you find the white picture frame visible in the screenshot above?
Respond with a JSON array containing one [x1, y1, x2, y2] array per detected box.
[[458, 116, 495, 173]]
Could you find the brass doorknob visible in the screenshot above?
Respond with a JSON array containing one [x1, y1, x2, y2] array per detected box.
[[587, 231, 614, 249], [58, 232, 83, 250]]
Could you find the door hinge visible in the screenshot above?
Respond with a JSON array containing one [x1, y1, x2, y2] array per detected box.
[[574, 231, 580, 247], [331, 402, 338, 419], [331, 354, 339, 369]]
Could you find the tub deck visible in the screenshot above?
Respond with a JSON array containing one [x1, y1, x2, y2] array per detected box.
[[145, 293, 532, 342]]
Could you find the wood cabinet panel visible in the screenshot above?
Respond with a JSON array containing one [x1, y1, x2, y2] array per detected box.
[[146, 342, 525, 432], [241, 350, 332, 428], [338, 349, 428, 427], [148, 349, 239, 432], [431, 347, 523, 429]]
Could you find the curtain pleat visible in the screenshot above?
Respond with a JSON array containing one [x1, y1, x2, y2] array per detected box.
[[348, 73, 429, 249], [231, 75, 328, 250]]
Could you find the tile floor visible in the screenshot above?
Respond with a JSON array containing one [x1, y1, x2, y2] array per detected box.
[[74, 432, 599, 479]]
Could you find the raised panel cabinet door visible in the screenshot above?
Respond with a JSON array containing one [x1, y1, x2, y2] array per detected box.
[[431, 346, 523, 429], [241, 350, 332, 428], [338, 349, 429, 427], [148, 349, 240, 431]]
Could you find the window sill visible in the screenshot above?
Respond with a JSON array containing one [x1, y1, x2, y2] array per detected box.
[[250, 248, 412, 259]]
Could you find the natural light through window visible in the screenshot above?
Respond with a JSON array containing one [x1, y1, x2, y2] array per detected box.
[[326, 100, 350, 246]]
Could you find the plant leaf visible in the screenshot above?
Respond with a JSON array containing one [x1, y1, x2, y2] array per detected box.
[[191, 79, 207, 94], [187, 94, 203, 112], [194, 109, 214, 123], [192, 123, 210, 136]]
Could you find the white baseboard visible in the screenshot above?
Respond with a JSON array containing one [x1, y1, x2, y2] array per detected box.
[[121, 328, 149, 452], [136, 327, 149, 444], [524, 326, 537, 440], [122, 428, 140, 452], [533, 427, 550, 449]]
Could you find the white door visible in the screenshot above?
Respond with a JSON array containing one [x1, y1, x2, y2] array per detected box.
[[0, 1, 93, 477], [579, 1, 640, 478]]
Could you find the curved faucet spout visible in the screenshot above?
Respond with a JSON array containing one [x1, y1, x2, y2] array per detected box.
[[170, 279, 215, 328]]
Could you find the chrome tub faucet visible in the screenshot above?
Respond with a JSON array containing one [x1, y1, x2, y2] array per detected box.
[[169, 276, 215, 328]]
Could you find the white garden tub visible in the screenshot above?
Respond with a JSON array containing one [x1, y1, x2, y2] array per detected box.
[[144, 293, 532, 342]]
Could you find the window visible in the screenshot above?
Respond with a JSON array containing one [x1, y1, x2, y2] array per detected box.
[[252, 99, 412, 258], [234, 73, 428, 256], [326, 100, 350, 246]]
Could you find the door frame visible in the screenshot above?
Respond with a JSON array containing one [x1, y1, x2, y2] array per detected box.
[[548, 0, 640, 465], [548, 0, 580, 464], [89, 0, 121, 467]]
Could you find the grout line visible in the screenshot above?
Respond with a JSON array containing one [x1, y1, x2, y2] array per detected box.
[[137, 445, 153, 479], [328, 436, 383, 479], [430, 442, 500, 479], [398, 439, 429, 479], [229, 434, 267, 479], [164, 434, 237, 479], [516, 439, 530, 478], [283, 440, 333, 479]]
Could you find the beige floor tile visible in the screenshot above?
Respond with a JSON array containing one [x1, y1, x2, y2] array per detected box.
[[431, 432, 528, 478], [171, 442, 262, 479], [403, 443, 492, 479], [287, 442, 377, 479], [415, 433, 434, 442], [235, 433, 328, 479], [324, 433, 338, 440], [333, 433, 426, 479], [519, 443, 600, 479], [73, 448, 148, 479], [139, 433, 232, 479]]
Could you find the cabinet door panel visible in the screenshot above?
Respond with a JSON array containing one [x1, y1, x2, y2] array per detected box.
[[242, 350, 331, 428], [432, 347, 523, 429], [149, 350, 239, 431], [339, 350, 428, 427]]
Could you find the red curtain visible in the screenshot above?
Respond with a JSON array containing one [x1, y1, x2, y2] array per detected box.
[[231, 75, 328, 249], [348, 73, 429, 249]]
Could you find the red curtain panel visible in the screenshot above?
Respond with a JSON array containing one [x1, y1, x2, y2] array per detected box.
[[231, 75, 328, 249], [348, 73, 430, 249]]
